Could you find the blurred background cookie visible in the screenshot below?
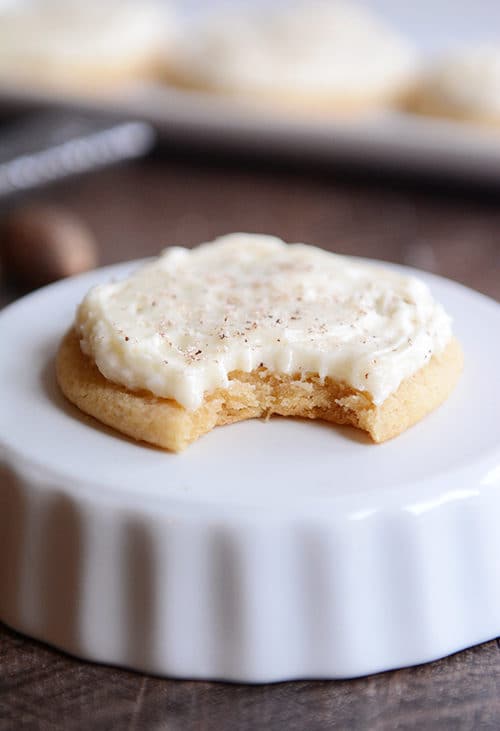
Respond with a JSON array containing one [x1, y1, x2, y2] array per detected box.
[[410, 45, 500, 126], [165, 0, 417, 115], [0, 0, 176, 93]]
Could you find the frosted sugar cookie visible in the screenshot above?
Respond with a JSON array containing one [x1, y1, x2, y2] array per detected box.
[[0, 0, 175, 91], [166, 0, 416, 113], [412, 45, 500, 125], [56, 234, 463, 451]]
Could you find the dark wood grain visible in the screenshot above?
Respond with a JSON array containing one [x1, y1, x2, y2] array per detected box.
[[2, 624, 500, 731], [1, 150, 499, 730]]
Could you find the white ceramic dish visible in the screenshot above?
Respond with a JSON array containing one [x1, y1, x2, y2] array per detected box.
[[0, 259, 499, 682]]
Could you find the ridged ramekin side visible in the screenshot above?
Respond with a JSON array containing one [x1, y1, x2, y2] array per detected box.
[[1, 455, 500, 682]]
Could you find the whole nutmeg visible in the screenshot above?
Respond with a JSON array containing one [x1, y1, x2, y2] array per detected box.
[[1, 204, 98, 288]]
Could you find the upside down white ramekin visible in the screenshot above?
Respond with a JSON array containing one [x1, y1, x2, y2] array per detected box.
[[0, 261, 499, 682]]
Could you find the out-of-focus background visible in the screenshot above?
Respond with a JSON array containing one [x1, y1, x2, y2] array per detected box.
[[0, 0, 498, 307], [0, 1, 498, 293], [187, 0, 500, 49]]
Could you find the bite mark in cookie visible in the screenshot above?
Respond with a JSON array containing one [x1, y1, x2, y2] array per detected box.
[[57, 234, 463, 451]]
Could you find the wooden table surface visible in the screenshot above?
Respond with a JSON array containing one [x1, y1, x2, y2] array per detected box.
[[1, 149, 500, 730]]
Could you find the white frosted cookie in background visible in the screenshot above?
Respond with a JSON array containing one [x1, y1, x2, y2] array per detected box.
[[0, 0, 176, 92], [165, 0, 417, 114], [412, 45, 500, 125], [57, 234, 463, 451]]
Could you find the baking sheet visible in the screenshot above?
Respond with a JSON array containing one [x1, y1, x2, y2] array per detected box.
[[1, 0, 500, 182]]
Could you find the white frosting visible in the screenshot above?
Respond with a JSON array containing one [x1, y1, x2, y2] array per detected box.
[[171, 0, 415, 101], [423, 45, 500, 119], [76, 234, 452, 411], [0, 0, 172, 78]]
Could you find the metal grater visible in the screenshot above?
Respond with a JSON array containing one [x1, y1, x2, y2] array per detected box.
[[0, 110, 156, 197]]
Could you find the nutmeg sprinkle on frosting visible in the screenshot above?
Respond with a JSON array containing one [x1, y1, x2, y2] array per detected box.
[[76, 233, 452, 410]]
